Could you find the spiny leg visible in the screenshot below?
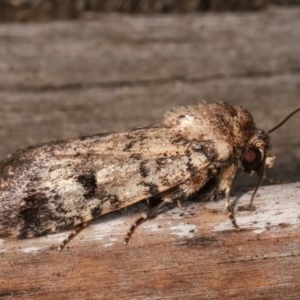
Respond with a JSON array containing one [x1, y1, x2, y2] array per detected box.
[[219, 164, 240, 230], [124, 198, 173, 245], [224, 188, 240, 230], [58, 221, 91, 251]]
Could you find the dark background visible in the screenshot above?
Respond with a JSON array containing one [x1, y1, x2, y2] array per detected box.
[[0, 0, 299, 188], [0, 0, 300, 21]]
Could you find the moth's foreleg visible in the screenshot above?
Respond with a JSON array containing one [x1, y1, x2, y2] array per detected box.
[[124, 197, 173, 245], [224, 189, 240, 230], [58, 221, 91, 251], [219, 164, 240, 230]]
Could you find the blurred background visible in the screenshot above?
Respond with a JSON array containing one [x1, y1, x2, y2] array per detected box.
[[0, 1, 299, 21], [0, 0, 299, 189]]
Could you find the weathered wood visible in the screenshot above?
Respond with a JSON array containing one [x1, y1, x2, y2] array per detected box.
[[0, 183, 299, 299], [0, 7, 299, 186]]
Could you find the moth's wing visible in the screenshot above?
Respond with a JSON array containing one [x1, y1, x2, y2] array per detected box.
[[0, 126, 217, 237], [45, 127, 214, 213]]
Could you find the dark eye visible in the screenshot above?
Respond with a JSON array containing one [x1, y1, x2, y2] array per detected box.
[[242, 147, 262, 172]]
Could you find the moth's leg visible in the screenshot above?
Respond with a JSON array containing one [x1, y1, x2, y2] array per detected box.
[[224, 188, 240, 230], [219, 164, 240, 230], [58, 221, 91, 251], [176, 199, 183, 208], [124, 197, 173, 245]]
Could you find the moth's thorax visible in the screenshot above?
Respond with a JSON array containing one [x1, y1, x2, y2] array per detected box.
[[164, 102, 257, 150]]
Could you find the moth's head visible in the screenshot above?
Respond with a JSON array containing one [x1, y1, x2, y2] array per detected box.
[[242, 106, 300, 176], [241, 130, 275, 175], [241, 107, 299, 208]]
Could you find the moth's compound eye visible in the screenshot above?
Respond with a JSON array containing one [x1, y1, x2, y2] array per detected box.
[[242, 147, 262, 172]]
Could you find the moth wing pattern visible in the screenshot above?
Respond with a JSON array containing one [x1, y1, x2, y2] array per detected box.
[[0, 123, 217, 240], [0, 102, 258, 245]]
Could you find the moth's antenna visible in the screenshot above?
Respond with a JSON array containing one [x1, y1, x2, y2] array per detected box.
[[249, 147, 266, 207], [268, 107, 300, 134]]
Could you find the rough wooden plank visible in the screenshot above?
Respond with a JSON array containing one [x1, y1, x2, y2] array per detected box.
[[0, 183, 300, 299], [0, 7, 299, 185], [1, 8, 299, 90]]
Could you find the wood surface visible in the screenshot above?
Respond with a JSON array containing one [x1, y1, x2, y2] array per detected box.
[[0, 7, 299, 185], [0, 6, 299, 299], [1, 183, 300, 299]]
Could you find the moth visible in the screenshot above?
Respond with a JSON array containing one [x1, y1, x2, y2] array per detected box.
[[0, 102, 298, 250]]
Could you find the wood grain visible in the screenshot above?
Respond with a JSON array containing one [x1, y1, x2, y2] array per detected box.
[[1, 183, 300, 299], [0, 7, 299, 186]]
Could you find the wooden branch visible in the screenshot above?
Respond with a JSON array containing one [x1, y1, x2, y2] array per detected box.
[[1, 182, 300, 299]]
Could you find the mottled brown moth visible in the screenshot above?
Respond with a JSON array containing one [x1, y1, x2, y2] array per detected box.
[[0, 102, 298, 250]]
